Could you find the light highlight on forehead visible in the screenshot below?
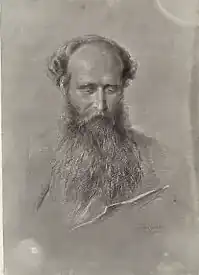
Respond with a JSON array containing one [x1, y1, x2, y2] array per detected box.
[[67, 42, 124, 85]]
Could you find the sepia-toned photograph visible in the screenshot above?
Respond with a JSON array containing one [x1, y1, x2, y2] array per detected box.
[[2, 0, 199, 274]]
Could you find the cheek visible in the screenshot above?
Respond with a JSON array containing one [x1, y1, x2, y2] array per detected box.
[[68, 89, 91, 112], [106, 94, 122, 110]]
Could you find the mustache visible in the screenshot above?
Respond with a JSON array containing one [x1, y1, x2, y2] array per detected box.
[[61, 98, 131, 142], [79, 105, 110, 122], [62, 97, 127, 126]]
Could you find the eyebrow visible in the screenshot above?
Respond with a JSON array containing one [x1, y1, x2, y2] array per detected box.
[[77, 83, 120, 89], [104, 84, 120, 88]]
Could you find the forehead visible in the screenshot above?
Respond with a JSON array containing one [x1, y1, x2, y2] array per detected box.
[[68, 43, 123, 84]]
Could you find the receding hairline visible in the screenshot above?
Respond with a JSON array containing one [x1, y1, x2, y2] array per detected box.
[[67, 41, 124, 73], [66, 35, 127, 58]]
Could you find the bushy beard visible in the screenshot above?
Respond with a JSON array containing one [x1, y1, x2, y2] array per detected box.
[[51, 98, 143, 210]]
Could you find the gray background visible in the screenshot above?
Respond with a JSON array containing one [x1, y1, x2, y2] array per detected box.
[[2, 0, 199, 273]]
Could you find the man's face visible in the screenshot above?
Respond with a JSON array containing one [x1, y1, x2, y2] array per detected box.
[[66, 43, 124, 122]]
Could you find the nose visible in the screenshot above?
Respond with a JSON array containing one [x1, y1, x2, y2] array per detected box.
[[94, 86, 107, 112]]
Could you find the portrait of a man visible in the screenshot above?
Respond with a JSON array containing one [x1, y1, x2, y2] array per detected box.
[[2, 1, 199, 275], [37, 34, 168, 230]]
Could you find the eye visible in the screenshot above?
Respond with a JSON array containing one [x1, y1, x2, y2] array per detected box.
[[82, 88, 95, 95], [78, 87, 96, 95], [105, 86, 119, 94]]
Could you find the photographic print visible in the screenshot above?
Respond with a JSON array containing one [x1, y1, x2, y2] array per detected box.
[[2, 0, 199, 274]]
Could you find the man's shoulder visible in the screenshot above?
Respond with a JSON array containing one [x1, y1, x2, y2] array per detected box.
[[128, 126, 162, 151], [129, 126, 153, 146], [128, 127, 163, 165], [128, 127, 182, 186]]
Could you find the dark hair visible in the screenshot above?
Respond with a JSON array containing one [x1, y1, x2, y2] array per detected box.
[[47, 34, 138, 88]]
